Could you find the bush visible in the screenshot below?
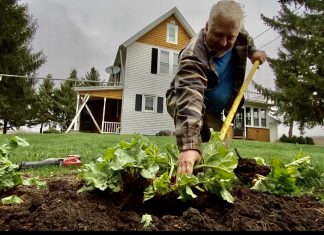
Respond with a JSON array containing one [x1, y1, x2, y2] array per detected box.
[[43, 128, 61, 134], [305, 137, 315, 145], [279, 135, 314, 145]]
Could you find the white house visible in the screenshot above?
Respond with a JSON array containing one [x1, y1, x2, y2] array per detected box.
[[68, 7, 278, 142]]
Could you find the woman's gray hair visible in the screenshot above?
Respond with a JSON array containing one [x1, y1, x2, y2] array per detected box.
[[208, 0, 244, 29]]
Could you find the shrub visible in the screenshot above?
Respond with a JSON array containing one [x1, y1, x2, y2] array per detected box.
[[43, 128, 61, 134], [279, 135, 314, 145], [305, 137, 315, 145]]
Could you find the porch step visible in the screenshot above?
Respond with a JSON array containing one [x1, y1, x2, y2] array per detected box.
[[233, 136, 244, 139]]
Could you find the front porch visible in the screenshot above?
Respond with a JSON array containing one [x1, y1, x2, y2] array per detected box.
[[66, 86, 124, 134]]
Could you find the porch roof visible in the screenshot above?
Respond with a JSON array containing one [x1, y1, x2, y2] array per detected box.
[[74, 86, 124, 99]]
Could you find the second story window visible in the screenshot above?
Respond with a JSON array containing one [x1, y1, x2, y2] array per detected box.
[[160, 50, 169, 74], [167, 22, 178, 44], [172, 53, 178, 76], [151, 48, 179, 76]]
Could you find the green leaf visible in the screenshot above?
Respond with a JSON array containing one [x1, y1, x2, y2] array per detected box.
[[22, 177, 47, 189], [140, 162, 159, 179], [141, 214, 153, 228], [13, 136, 30, 147], [109, 149, 137, 170], [1, 195, 23, 205]]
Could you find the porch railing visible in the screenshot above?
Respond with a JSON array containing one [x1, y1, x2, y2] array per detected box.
[[102, 121, 121, 134], [245, 91, 263, 101]]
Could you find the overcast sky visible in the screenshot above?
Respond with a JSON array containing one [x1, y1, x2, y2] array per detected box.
[[22, 0, 323, 136]]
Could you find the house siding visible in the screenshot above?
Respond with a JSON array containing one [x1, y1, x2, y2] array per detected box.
[[137, 15, 191, 50], [120, 42, 175, 135]]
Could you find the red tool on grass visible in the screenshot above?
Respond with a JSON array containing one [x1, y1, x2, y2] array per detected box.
[[18, 155, 82, 170]]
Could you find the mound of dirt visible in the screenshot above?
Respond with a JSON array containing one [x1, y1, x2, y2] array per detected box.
[[0, 174, 323, 231]]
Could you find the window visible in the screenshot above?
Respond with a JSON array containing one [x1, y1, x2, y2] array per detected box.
[[167, 22, 178, 44], [253, 108, 259, 126], [173, 53, 178, 76], [245, 106, 268, 127], [235, 110, 243, 129], [144, 95, 155, 112], [160, 50, 169, 74], [152, 48, 178, 76], [246, 107, 251, 125], [135, 94, 164, 113], [260, 109, 266, 127]]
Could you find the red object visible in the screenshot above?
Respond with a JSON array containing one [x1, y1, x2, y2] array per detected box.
[[63, 155, 82, 166]]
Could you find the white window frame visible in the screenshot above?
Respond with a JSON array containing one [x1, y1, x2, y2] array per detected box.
[[245, 107, 252, 126], [158, 49, 179, 76], [253, 108, 260, 127], [143, 95, 156, 113], [260, 108, 267, 127], [167, 22, 178, 44], [172, 52, 179, 76], [159, 50, 169, 75], [244, 106, 268, 128]]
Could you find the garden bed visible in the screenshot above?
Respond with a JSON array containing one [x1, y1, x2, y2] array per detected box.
[[0, 175, 323, 231]]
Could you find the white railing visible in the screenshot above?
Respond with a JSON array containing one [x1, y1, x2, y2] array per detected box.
[[102, 121, 121, 134], [245, 91, 263, 100]]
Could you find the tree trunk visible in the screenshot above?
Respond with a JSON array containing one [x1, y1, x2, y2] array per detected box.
[[288, 121, 293, 138], [40, 123, 43, 133], [3, 120, 8, 134]]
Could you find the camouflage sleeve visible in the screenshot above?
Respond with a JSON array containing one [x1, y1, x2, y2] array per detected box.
[[174, 54, 207, 153], [241, 25, 257, 58]]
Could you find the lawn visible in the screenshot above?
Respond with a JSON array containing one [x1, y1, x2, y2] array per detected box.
[[0, 132, 323, 177]]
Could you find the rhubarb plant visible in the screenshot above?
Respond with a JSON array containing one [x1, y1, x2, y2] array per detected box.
[[252, 151, 324, 198], [0, 136, 29, 192], [0, 136, 46, 204], [78, 131, 238, 203]]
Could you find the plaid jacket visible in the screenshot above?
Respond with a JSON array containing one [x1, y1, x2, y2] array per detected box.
[[166, 28, 257, 153]]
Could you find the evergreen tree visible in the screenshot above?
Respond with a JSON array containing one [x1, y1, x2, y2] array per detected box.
[[81, 67, 103, 86], [0, 0, 46, 134], [54, 69, 78, 131], [254, 0, 324, 136], [32, 74, 56, 133]]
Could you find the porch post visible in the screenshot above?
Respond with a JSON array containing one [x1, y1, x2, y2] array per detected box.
[[243, 108, 247, 139], [102, 97, 107, 132], [74, 94, 80, 131]]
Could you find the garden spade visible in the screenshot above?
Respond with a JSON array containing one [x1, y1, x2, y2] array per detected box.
[[219, 60, 260, 141]]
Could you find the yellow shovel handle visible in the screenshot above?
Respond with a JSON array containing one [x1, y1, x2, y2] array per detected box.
[[219, 60, 260, 141]]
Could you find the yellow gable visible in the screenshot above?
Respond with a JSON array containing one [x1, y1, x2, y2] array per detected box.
[[137, 15, 191, 50]]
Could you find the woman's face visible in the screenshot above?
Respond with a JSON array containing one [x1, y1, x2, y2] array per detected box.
[[205, 15, 241, 58]]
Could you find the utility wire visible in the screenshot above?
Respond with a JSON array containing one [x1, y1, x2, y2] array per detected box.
[[254, 28, 272, 40], [0, 73, 117, 85], [253, 5, 303, 48], [259, 35, 282, 49]]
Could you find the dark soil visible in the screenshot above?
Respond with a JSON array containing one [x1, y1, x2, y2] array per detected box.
[[0, 159, 323, 231]]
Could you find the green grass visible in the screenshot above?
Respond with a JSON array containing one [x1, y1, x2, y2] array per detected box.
[[0, 132, 323, 177], [230, 139, 324, 170]]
